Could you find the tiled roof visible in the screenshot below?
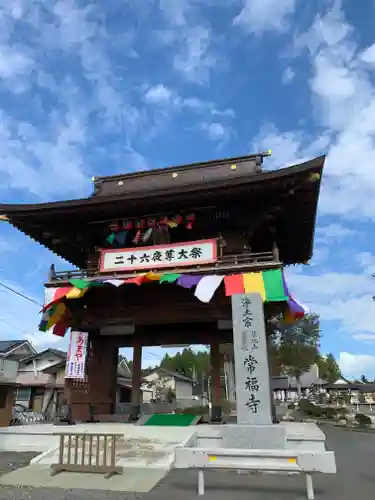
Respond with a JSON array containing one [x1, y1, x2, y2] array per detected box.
[[21, 348, 66, 362], [157, 367, 193, 382], [0, 340, 27, 354]]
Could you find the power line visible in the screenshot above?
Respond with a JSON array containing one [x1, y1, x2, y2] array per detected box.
[[0, 281, 42, 307], [0, 317, 31, 336]]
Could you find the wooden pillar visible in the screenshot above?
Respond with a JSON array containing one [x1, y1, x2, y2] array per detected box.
[[129, 338, 142, 422], [88, 335, 118, 417], [210, 337, 222, 422], [66, 333, 118, 421]]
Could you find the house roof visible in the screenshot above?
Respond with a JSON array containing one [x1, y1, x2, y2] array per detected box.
[[42, 358, 146, 382], [21, 348, 67, 363], [117, 358, 132, 378], [271, 376, 289, 390], [287, 376, 329, 389], [0, 155, 325, 267], [325, 382, 375, 392], [333, 377, 351, 384], [148, 367, 193, 383], [41, 360, 66, 373], [0, 340, 35, 355]]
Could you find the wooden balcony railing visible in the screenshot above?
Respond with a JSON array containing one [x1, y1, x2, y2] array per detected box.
[[49, 250, 280, 284]]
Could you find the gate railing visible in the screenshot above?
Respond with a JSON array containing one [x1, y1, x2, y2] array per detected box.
[[51, 433, 123, 478]]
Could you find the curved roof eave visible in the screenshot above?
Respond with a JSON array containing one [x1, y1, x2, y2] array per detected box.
[[0, 155, 325, 217]]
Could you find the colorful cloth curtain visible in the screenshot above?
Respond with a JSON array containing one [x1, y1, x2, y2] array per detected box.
[[40, 268, 306, 334]]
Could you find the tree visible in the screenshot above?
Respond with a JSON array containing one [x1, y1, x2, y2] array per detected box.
[[160, 347, 210, 380], [360, 374, 369, 383], [270, 313, 321, 399], [317, 353, 341, 383]]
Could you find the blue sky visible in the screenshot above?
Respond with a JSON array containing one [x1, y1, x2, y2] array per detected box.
[[0, 0, 375, 379]]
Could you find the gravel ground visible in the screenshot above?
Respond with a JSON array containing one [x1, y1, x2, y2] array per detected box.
[[0, 425, 374, 500]]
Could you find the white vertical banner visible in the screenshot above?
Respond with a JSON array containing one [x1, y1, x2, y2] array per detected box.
[[65, 330, 88, 380]]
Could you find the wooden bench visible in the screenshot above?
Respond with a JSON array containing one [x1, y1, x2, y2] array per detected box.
[[51, 432, 123, 479]]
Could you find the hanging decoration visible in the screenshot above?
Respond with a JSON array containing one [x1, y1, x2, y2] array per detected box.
[[39, 268, 306, 335], [105, 214, 195, 247], [281, 271, 310, 323]]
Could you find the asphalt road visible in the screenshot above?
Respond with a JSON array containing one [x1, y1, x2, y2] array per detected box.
[[0, 425, 374, 499]]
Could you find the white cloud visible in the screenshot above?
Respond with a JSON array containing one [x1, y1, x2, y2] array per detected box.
[[251, 3, 375, 219], [201, 122, 229, 141], [309, 246, 329, 267], [0, 0, 151, 198], [316, 223, 357, 242], [173, 26, 216, 84], [0, 45, 33, 82], [356, 252, 375, 274], [286, 269, 375, 339], [339, 352, 375, 378], [252, 124, 321, 169], [233, 0, 296, 35], [360, 42, 375, 65], [144, 84, 175, 106], [159, 0, 192, 26], [282, 67, 295, 84], [352, 334, 375, 343], [143, 85, 236, 136], [0, 108, 89, 197]]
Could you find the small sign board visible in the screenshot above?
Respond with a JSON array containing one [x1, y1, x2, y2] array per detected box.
[[99, 239, 217, 273], [65, 330, 88, 380]]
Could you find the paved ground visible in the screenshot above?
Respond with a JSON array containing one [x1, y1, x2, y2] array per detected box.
[[0, 425, 374, 499]]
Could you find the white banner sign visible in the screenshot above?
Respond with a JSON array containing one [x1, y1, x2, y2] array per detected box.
[[100, 239, 217, 272], [65, 330, 88, 380]]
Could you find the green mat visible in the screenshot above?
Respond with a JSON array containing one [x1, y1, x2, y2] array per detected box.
[[142, 413, 199, 426]]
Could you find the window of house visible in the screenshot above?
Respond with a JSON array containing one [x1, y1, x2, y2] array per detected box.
[[0, 388, 7, 408], [119, 387, 131, 403], [16, 388, 31, 402]]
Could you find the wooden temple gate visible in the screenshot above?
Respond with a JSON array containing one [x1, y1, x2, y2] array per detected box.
[[0, 152, 324, 423]]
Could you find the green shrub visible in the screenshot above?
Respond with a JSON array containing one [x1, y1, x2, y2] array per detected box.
[[355, 413, 372, 428], [298, 399, 322, 417], [298, 399, 315, 412], [287, 403, 296, 410], [310, 406, 324, 418]]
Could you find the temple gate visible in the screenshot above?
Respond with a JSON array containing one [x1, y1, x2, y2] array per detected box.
[[0, 152, 324, 424]]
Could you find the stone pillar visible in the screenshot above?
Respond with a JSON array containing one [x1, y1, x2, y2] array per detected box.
[[231, 293, 272, 425], [129, 339, 142, 422], [210, 338, 222, 422]]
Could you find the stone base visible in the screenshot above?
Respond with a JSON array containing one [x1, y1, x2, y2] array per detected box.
[[191, 422, 328, 452], [221, 424, 286, 449]]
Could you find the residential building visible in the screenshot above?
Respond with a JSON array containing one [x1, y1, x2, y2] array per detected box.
[[15, 348, 67, 413], [0, 340, 36, 361], [142, 367, 193, 402]]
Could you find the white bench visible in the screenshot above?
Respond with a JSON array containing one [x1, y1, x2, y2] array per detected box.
[[174, 447, 336, 499]]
